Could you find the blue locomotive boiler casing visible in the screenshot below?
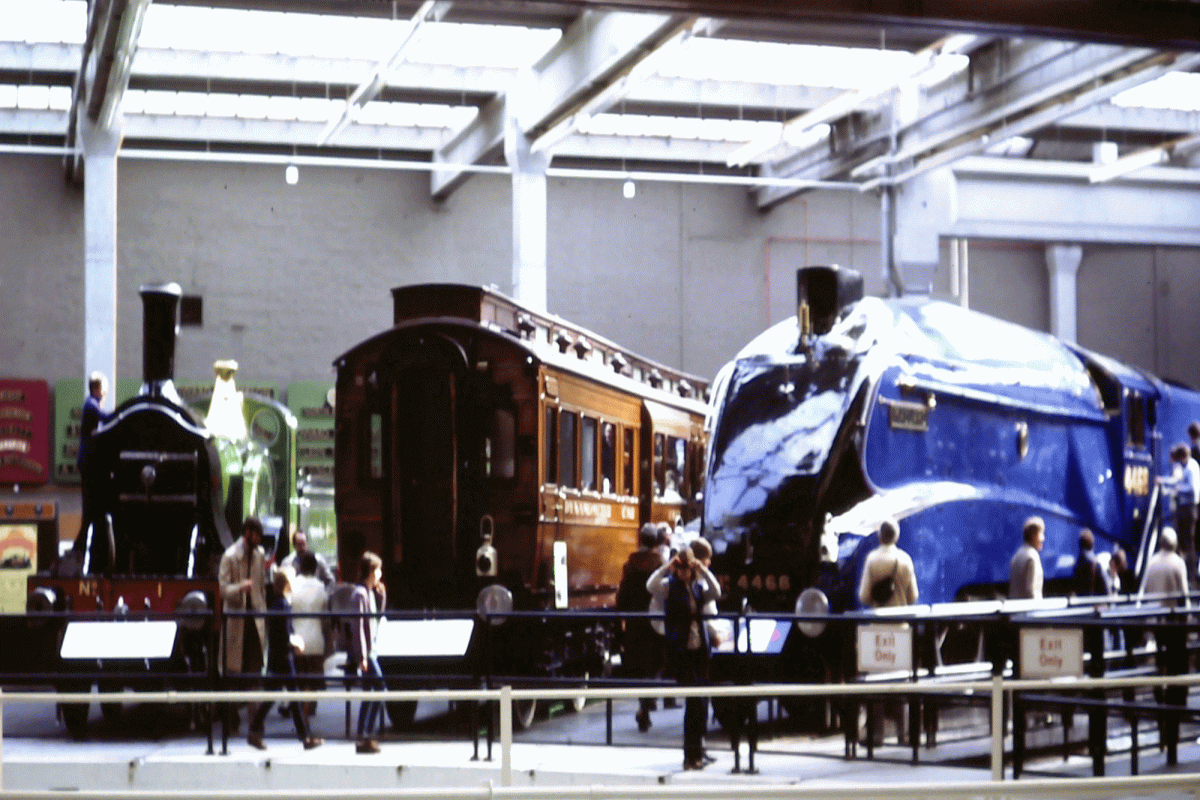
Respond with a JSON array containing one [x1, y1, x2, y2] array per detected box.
[[702, 266, 1200, 616]]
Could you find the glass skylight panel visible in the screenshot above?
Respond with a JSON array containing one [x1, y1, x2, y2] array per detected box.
[[120, 87, 476, 131], [581, 113, 783, 143], [406, 23, 561, 69], [355, 100, 476, 130], [1111, 72, 1200, 112], [140, 4, 405, 59], [139, 5, 560, 72], [15, 85, 50, 109], [660, 39, 918, 90], [296, 97, 339, 123], [1, 0, 85, 45], [10, 84, 73, 111]]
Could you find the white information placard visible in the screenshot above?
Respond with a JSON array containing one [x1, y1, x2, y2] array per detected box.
[[60, 620, 178, 660], [1019, 626, 1083, 678], [857, 622, 912, 673], [375, 618, 475, 658]]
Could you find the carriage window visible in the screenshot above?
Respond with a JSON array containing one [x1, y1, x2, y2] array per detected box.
[[559, 411, 577, 488], [489, 409, 515, 480], [600, 422, 616, 494], [623, 427, 635, 496], [653, 433, 665, 497], [544, 406, 557, 484], [664, 436, 686, 500], [367, 413, 383, 480], [581, 416, 597, 491]]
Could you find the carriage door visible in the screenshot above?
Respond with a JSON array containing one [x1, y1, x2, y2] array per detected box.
[[381, 333, 466, 604]]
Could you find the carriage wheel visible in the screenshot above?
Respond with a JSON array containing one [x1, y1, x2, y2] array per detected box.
[[512, 698, 537, 730], [386, 700, 417, 730]]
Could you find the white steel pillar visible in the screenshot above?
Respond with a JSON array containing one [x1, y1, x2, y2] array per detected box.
[[504, 87, 549, 313], [82, 118, 122, 402], [1046, 244, 1082, 343]]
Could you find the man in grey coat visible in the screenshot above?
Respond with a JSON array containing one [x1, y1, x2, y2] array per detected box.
[[219, 516, 269, 734]]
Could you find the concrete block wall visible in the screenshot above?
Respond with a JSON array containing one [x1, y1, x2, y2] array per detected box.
[[2, 152, 1200, 400]]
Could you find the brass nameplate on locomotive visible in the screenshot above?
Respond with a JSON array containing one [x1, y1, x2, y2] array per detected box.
[[883, 398, 929, 432]]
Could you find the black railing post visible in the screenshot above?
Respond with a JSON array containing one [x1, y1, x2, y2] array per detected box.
[[910, 621, 920, 764], [1012, 621, 1024, 780], [205, 604, 217, 756], [1085, 615, 1106, 776]]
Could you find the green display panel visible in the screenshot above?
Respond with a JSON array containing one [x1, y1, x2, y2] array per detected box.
[[287, 382, 335, 483], [287, 381, 336, 563]]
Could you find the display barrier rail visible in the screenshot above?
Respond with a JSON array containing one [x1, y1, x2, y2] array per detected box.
[[1, 594, 1198, 787]]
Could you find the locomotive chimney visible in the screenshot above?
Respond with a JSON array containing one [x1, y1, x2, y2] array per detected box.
[[140, 282, 183, 397], [797, 265, 863, 338]]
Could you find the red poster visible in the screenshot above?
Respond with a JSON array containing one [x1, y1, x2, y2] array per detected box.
[[0, 379, 50, 484]]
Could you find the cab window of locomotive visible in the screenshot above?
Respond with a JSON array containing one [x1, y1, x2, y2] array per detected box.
[[544, 406, 558, 484], [653, 433, 665, 497], [601, 422, 616, 494], [1128, 394, 1146, 447], [367, 413, 383, 480], [489, 408, 516, 480], [581, 416, 597, 491], [623, 427, 635, 496], [559, 411, 578, 488]]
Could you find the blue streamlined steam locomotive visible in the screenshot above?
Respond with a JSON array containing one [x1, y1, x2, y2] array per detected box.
[[703, 265, 1197, 633]]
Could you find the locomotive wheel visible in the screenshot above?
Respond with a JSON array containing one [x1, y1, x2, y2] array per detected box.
[[512, 698, 537, 730], [59, 700, 90, 739], [386, 700, 417, 730], [569, 681, 587, 713], [99, 679, 123, 719]]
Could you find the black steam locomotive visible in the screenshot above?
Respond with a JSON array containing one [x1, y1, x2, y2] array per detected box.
[[24, 283, 298, 737]]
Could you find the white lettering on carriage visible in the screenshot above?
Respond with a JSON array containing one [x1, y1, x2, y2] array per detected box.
[[563, 499, 613, 522]]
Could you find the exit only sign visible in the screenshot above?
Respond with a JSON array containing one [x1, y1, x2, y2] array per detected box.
[[1019, 627, 1084, 678]]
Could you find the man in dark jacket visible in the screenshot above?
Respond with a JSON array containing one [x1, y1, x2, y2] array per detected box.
[[77, 372, 109, 533], [616, 523, 665, 732], [1070, 528, 1108, 597]]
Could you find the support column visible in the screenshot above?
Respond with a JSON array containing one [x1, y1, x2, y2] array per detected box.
[[1045, 244, 1082, 343], [503, 87, 548, 313], [81, 117, 121, 399], [893, 167, 957, 296]]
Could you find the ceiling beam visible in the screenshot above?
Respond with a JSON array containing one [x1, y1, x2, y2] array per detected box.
[[429, 9, 685, 200], [82, 0, 152, 127], [755, 40, 1200, 207], [317, 0, 453, 146], [587, 0, 1200, 50]]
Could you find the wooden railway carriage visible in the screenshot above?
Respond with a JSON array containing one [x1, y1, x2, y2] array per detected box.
[[333, 284, 708, 725]]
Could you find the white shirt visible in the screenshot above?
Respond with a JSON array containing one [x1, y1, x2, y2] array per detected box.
[[290, 573, 329, 656]]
